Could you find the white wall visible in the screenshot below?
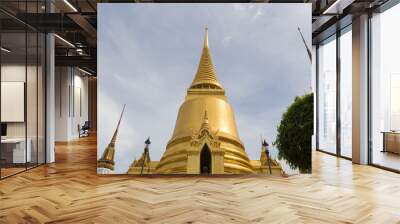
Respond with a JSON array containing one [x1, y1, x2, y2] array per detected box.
[[55, 66, 69, 141], [55, 67, 89, 141], [73, 73, 89, 138]]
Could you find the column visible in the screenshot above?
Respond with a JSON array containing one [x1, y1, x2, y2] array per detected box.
[[352, 14, 369, 164], [46, 32, 55, 163]]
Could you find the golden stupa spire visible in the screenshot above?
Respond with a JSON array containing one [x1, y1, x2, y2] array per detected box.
[[200, 110, 210, 130], [204, 26, 209, 48], [110, 104, 125, 147], [189, 27, 224, 90], [260, 136, 268, 165], [97, 104, 126, 171]]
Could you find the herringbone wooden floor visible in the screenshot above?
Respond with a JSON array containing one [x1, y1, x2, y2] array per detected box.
[[1, 135, 400, 224]]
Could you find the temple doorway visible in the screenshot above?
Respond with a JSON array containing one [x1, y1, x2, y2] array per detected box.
[[200, 144, 212, 174]]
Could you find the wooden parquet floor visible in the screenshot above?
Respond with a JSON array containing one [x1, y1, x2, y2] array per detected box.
[[1, 135, 400, 224]]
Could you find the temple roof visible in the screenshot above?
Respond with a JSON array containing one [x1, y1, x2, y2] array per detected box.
[[189, 28, 224, 90]]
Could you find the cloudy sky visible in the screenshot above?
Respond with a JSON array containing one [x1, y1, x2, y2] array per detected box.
[[98, 3, 311, 174]]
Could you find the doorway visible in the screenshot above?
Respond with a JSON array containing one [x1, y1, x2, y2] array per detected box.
[[200, 144, 212, 174]]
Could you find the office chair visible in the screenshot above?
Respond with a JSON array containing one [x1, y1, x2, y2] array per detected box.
[[79, 121, 90, 138]]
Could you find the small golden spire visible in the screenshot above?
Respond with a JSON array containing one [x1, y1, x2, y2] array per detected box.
[[97, 104, 126, 171], [127, 137, 153, 174], [110, 104, 125, 147], [204, 27, 209, 48], [189, 27, 224, 90], [200, 109, 210, 131]]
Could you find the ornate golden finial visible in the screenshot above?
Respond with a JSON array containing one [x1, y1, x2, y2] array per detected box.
[[204, 110, 208, 123], [204, 27, 209, 48]]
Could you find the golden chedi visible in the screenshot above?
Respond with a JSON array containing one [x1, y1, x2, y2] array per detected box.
[[155, 28, 255, 174], [127, 138, 157, 174], [250, 139, 283, 175], [125, 28, 284, 176], [98, 105, 125, 174]]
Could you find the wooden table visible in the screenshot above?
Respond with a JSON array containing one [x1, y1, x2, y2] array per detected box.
[[382, 131, 400, 154], [0, 138, 31, 164]]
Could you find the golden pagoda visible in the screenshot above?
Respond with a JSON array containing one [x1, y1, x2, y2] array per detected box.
[[155, 28, 253, 174], [250, 139, 284, 175], [127, 138, 158, 174], [126, 28, 284, 176], [97, 104, 125, 174]]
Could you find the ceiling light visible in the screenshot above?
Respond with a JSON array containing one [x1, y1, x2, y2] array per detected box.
[[54, 34, 75, 48], [76, 48, 85, 55], [63, 0, 78, 12], [1, 47, 11, 53]]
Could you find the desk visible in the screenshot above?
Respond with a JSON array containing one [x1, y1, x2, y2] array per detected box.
[[1, 138, 31, 163], [382, 132, 400, 154]]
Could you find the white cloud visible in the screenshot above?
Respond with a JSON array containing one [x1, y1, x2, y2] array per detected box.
[[221, 35, 233, 47], [252, 8, 264, 21]]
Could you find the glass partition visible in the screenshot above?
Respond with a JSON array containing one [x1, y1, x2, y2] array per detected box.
[[317, 35, 337, 154], [0, 1, 46, 179], [27, 31, 38, 169], [339, 26, 352, 158], [371, 3, 400, 171], [0, 31, 28, 177]]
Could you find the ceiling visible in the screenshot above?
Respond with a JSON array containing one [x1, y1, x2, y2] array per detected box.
[[0, 0, 393, 75]]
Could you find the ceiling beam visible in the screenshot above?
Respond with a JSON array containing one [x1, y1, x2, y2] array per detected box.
[[55, 55, 96, 71], [67, 13, 97, 45]]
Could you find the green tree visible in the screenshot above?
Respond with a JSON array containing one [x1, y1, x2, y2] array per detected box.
[[274, 93, 313, 173]]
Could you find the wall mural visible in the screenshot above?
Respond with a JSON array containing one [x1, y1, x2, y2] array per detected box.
[[97, 3, 312, 175]]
